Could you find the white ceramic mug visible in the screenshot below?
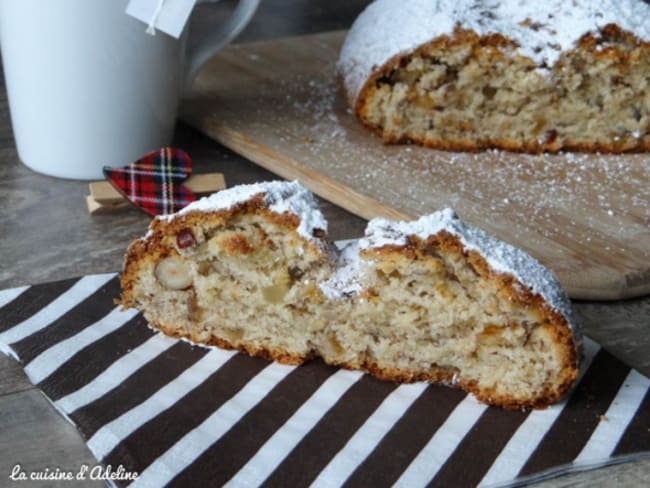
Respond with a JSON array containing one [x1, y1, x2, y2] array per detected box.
[[0, 0, 259, 180]]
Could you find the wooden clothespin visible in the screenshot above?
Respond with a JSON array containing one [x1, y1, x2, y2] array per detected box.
[[86, 173, 226, 215], [87, 147, 227, 216]]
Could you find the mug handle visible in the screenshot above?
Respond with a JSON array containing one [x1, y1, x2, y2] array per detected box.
[[182, 0, 260, 95]]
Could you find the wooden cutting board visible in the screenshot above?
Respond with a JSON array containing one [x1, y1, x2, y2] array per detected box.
[[181, 31, 650, 300]]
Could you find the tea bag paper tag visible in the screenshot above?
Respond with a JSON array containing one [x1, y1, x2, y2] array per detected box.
[[126, 0, 198, 38]]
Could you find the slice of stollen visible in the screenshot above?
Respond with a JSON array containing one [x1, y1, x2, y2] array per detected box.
[[120, 180, 580, 409]]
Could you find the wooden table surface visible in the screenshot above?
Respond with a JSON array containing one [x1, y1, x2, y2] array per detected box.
[[0, 1, 648, 486]]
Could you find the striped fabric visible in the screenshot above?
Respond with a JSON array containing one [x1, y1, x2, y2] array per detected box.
[[1, 274, 649, 487]]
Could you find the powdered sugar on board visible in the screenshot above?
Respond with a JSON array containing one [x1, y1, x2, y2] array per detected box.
[[159, 180, 328, 244], [338, 0, 650, 103], [181, 30, 650, 298], [259, 72, 648, 260]]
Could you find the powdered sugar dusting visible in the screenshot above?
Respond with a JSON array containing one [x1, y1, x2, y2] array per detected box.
[[319, 240, 365, 299], [359, 209, 578, 333], [159, 181, 327, 243], [187, 31, 650, 297], [274, 76, 649, 277], [338, 0, 650, 104]]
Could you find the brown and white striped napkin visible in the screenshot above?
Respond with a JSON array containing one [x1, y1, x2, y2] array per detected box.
[[1, 273, 649, 487]]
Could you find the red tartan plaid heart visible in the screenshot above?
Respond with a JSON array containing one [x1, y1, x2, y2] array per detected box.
[[103, 148, 196, 216]]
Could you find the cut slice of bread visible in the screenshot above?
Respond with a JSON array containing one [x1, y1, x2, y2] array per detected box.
[[120, 181, 581, 409], [338, 0, 650, 153]]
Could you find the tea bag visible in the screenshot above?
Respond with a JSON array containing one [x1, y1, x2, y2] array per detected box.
[[126, 0, 198, 38]]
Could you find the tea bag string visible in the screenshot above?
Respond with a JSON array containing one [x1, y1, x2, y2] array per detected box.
[[146, 0, 166, 35]]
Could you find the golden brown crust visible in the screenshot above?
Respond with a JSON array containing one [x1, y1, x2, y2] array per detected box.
[[121, 188, 580, 410], [120, 195, 326, 310], [337, 357, 575, 411], [155, 319, 576, 410], [153, 321, 314, 366], [349, 25, 650, 154], [378, 132, 650, 155], [356, 231, 579, 409]]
